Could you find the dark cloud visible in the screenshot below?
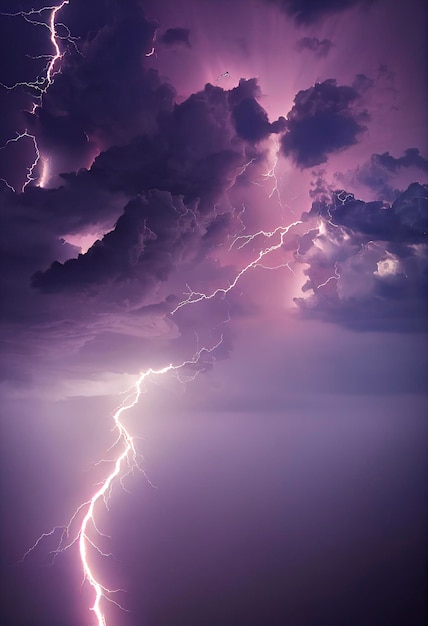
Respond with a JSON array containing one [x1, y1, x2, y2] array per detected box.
[[31, 191, 199, 292], [89, 82, 247, 209], [265, 0, 376, 24], [297, 37, 333, 57], [0, 70, 263, 378], [159, 27, 191, 48], [281, 79, 369, 168], [295, 184, 428, 331], [229, 78, 287, 143], [21, 0, 174, 181], [1, 0, 257, 388], [228, 78, 261, 106], [310, 183, 428, 242], [309, 169, 332, 199], [375, 149, 428, 173], [336, 149, 428, 202]]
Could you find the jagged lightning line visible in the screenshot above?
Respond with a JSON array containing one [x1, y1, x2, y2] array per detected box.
[[0, 130, 44, 191], [20, 207, 306, 626], [0, 1, 73, 190], [7, 9, 311, 620], [1, 1, 71, 93], [172, 219, 302, 314], [23, 337, 223, 625], [315, 261, 340, 289]]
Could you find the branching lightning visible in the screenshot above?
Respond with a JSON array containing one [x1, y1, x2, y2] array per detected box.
[[23, 338, 223, 626], [9, 6, 314, 625], [20, 199, 306, 624], [0, 1, 73, 190], [172, 219, 302, 314]]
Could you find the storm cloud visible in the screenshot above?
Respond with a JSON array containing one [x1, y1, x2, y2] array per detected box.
[[336, 149, 428, 201], [295, 184, 428, 331], [281, 79, 369, 168]]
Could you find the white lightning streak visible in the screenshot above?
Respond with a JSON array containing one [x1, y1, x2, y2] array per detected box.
[[172, 220, 302, 314], [0, 130, 44, 191], [24, 338, 223, 625], [0, 1, 71, 190]]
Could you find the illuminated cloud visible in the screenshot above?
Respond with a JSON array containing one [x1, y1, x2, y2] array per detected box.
[[295, 184, 428, 330]]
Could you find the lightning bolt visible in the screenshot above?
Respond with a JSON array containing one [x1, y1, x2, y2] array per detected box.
[[20, 204, 307, 625], [172, 220, 302, 314], [315, 261, 341, 289], [23, 337, 223, 625], [0, 130, 45, 192], [9, 8, 316, 622], [0, 1, 73, 190]]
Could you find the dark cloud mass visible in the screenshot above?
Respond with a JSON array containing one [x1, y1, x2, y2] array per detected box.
[[295, 184, 428, 331], [336, 148, 428, 201], [282, 79, 368, 168], [159, 27, 192, 48], [31, 191, 205, 292], [1, 64, 274, 370], [266, 0, 376, 23], [25, 0, 174, 177], [229, 78, 286, 142]]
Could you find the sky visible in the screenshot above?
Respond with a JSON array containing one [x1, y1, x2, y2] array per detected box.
[[0, 0, 427, 625]]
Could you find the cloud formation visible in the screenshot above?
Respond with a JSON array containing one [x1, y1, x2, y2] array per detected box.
[[336, 149, 428, 201], [230, 79, 287, 143], [160, 27, 192, 48], [23, 0, 174, 181], [281, 79, 369, 168], [295, 183, 428, 331], [265, 0, 376, 24]]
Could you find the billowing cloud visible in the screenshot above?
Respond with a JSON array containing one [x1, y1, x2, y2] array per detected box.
[[31, 191, 207, 293], [229, 78, 286, 143], [0, 74, 269, 380], [23, 0, 174, 181], [281, 79, 369, 168], [373, 149, 428, 173], [295, 183, 428, 331], [336, 149, 428, 201]]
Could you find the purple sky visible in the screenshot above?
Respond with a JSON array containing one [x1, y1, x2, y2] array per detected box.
[[1, 1, 427, 625]]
